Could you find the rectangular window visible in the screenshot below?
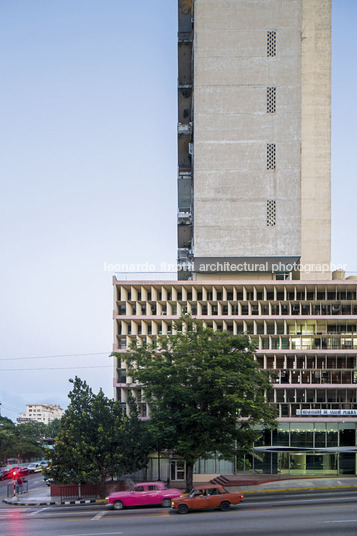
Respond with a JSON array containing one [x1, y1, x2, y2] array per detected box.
[[267, 199, 276, 226], [267, 87, 276, 113], [267, 30, 277, 57], [267, 143, 276, 169]]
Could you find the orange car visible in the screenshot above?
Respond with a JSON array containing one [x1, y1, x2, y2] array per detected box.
[[171, 484, 243, 514]]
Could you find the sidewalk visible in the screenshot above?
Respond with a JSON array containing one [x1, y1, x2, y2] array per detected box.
[[2, 486, 105, 506], [3, 476, 357, 506], [233, 476, 357, 494]]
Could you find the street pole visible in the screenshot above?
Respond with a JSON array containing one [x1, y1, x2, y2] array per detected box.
[[158, 450, 161, 481]]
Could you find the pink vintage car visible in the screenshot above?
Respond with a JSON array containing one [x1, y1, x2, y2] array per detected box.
[[107, 481, 182, 510]]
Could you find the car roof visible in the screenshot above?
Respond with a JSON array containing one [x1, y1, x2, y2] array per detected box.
[[135, 482, 164, 486]]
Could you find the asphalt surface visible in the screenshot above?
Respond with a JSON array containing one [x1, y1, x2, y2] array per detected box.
[[3, 490, 357, 536], [3, 475, 357, 506]]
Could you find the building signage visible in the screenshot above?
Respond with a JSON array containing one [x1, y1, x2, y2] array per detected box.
[[296, 409, 357, 416]]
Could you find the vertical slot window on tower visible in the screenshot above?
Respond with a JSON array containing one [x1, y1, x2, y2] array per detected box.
[[267, 30, 277, 57], [267, 200, 276, 226], [267, 87, 276, 113], [267, 143, 276, 169]]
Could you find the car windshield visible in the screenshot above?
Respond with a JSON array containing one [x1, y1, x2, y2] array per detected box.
[[189, 489, 206, 497]]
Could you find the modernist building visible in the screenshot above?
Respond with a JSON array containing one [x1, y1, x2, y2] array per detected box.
[[113, 1, 357, 479], [113, 277, 357, 477]]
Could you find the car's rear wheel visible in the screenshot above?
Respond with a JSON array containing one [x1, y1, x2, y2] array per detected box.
[[220, 501, 231, 511], [113, 500, 124, 510], [178, 503, 189, 514], [161, 498, 171, 508]]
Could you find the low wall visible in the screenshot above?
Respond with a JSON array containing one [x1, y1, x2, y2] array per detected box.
[[50, 480, 127, 498]]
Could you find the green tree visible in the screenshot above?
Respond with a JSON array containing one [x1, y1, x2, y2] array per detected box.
[[44, 378, 151, 497], [45, 418, 62, 439], [0, 417, 17, 464], [124, 315, 277, 491], [0, 418, 46, 462], [14, 421, 46, 460]]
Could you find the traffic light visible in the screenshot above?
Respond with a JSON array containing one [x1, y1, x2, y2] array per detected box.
[[12, 470, 17, 479]]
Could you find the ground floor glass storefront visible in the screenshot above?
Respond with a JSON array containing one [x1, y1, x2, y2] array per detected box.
[[246, 452, 341, 475], [135, 422, 357, 481], [247, 421, 357, 475]]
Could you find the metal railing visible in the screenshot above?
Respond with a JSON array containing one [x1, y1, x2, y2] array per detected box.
[[59, 485, 98, 501], [7, 481, 28, 497]]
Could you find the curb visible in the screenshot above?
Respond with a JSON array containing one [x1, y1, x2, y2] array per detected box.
[[59, 498, 103, 505], [2, 497, 106, 506], [3, 498, 57, 506]]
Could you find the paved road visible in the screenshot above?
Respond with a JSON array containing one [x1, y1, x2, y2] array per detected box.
[[2, 489, 357, 535]]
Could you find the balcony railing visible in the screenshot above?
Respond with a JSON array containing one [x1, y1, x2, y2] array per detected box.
[[259, 336, 357, 351], [272, 369, 357, 385]]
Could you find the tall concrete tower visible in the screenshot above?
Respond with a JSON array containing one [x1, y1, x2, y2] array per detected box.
[[177, 0, 331, 281]]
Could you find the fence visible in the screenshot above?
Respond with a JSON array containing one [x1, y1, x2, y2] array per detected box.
[[7, 481, 29, 498], [59, 485, 99, 501]]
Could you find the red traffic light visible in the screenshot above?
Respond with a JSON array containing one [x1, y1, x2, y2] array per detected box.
[[12, 470, 17, 478]]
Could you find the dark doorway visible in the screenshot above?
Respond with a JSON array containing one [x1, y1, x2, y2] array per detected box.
[[340, 428, 355, 446], [339, 453, 356, 474], [306, 455, 324, 471]]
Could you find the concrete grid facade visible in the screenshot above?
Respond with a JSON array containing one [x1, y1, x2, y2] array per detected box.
[[113, 277, 357, 476]]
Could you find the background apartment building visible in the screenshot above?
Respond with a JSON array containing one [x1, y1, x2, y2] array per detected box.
[[113, 1, 357, 479], [17, 404, 63, 425]]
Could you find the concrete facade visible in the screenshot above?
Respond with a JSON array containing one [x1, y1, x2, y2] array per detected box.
[[177, 0, 331, 280], [300, 0, 331, 279]]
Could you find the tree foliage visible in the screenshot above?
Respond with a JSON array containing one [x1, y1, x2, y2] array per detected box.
[[0, 417, 17, 464], [0, 417, 46, 463], [15, 421, 47, 459], [44, 377, 151, 496], [46, 418, 61, 439], [125, 315, 277, 490]]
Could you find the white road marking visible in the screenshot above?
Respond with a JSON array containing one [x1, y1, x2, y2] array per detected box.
[[91, 510, 108, 520], [324, 519, 357, 524], [57, 533, 122, 536], [0, 509, 33, 516], [30, 507, 49, 515]]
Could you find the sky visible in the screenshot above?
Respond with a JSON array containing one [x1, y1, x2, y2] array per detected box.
[[0, 0, 356, 422]]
